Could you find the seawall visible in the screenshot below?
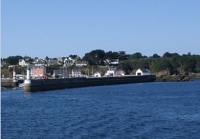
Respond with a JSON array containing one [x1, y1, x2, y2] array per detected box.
[[1, 79, 18, 88], [24, 75, 156, 92]]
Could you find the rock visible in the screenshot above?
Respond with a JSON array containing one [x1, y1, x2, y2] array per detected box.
[[155, 69, 171, 78], [182, 76, 190, 81], [156, 74, 191, 82], [155, 72, 200, 82]]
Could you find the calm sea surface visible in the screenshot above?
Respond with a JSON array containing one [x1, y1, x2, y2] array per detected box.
[[1, 80, 200, 139]]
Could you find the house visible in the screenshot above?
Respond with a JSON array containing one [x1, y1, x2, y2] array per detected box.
[[33, 58, 46, 67], [63, 57, 75, 66], [104, 67, 125, 76], [32, 66, 47, 79], [76, 61, 88, 67], [94, 72, 101, 77], [104, 59, 119, 65], [47, 59, 58, 66], [116, 70, 125, 76], [32, 57, 39, 63], [71, 69, 82, 77], [57, 57, 64, 65], [104, 67, 117, 76], [136, 69, 150, 76], [110, 59, 119, 65], [53, 69, 68, 78], [19, 59, 28, 67]]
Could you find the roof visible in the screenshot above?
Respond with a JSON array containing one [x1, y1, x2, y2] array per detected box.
[[139, 69, 150, 73]]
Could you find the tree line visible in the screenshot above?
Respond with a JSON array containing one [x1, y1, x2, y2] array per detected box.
[[1, 50, 200, 76]]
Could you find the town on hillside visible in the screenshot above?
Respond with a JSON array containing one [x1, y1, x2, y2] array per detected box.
[[1, 50, 200, 81]]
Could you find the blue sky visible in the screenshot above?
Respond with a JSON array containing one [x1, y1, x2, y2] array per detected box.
[[2, 0, 200, 59]]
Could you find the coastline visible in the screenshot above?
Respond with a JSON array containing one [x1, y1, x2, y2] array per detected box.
[[155, 73, 200, 82]]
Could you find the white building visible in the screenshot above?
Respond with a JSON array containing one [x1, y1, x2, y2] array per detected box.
[[136, 69, 150, 76], [47, 59, 58, 66], [110, 59, 119, 65], [33, 59, 46, 67], [104, 59, 119, 65], [19, 59, 28, 67], [53, 69, 68, 78], [63, 57, 75, 66], [104, 67, 125, 76], [104, 67, 117, 76], [94, 72, 101, 77], [116, 70, 125, 76], [71, 69, 82, 77]]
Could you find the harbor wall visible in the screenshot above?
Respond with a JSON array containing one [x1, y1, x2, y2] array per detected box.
[[24, 75, 156, 92], [1, 79, 18, 88]]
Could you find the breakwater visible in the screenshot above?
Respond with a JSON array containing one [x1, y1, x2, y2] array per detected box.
[[1, 79, 24, 88], [23, 75, 156, 92], [1, 79, 18, 88]]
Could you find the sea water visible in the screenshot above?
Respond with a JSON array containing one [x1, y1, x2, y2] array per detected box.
[[1, 80, 200, 139]]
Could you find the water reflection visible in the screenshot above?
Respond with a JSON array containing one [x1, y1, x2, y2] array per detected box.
[[24, 92, 32, 99]]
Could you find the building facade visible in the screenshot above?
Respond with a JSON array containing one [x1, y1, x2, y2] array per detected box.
[[71, 69, 82, 77], [19, 59, 28, 67], [136, 69, 150, 76], [32, 66, 47, 79]]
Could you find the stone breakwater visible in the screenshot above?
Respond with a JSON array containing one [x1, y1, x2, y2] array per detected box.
[[23, 75, 156, 92], [1, 79, 24, 88], [1, 79, 18, 88]]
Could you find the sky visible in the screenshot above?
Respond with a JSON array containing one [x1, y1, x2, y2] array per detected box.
[[1, 0, 200, 59]]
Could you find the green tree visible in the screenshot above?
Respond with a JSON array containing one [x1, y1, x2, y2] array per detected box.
[[195, 58, 200, 72], [6, 56, 23, 65], [69, 55, 78, 59], [129, 52, 143, 59], [45, 56, 49, 61], [150, 59, 174, 73], [151, 53, 160, 58], [182, 58, 196, 72], [83, 49, 105, 65], [162, 52, 172, 58], [117, 62, 133, 74]]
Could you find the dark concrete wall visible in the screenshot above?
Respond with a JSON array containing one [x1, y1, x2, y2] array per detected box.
[[24, 75, 156, 92]]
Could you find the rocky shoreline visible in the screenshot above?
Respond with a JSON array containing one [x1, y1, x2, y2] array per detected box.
[[156, 73, 200, 82]]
